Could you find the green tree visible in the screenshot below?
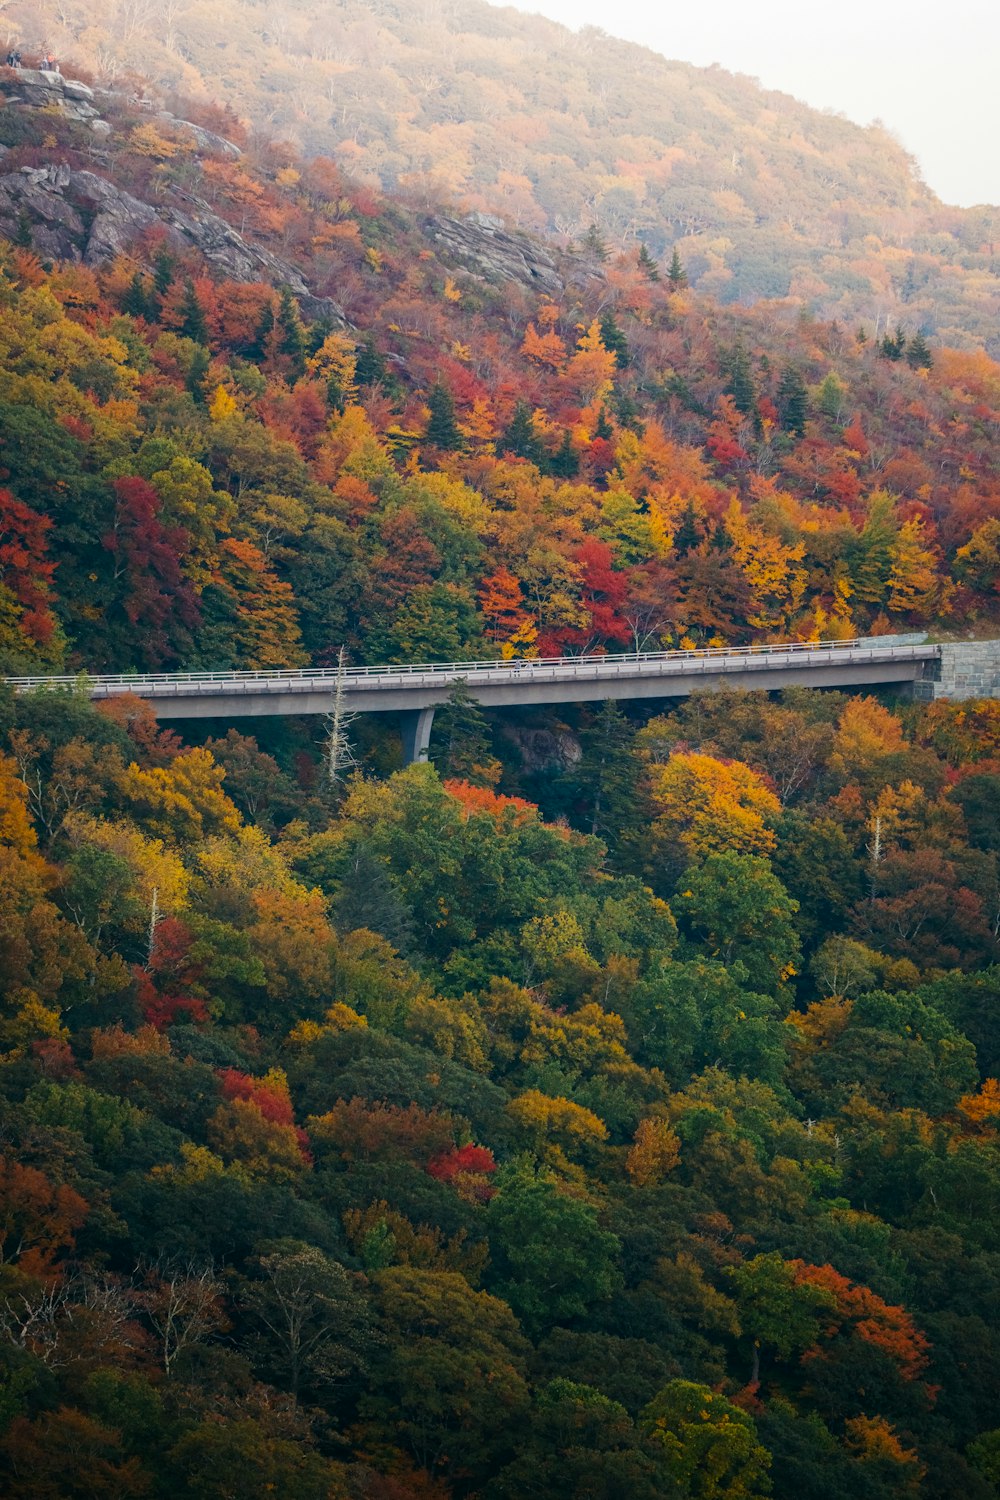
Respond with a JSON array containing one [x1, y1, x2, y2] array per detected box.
[[777, 366, 808, 436], [241, 1238, 373, 1403], [667, 247, 688, 290], [576, 700, 641, 849], [364, 1266, 530, 1481], [502, 399, 545, 464], [424, 382, 462, 450], [178, 280, 210, 345], [640, 1380, 772, 1499], [638, 243, 660, 280], [727, 1252, 837, 1384], [486, 1164, 621, 1335], [429, 679, 499, 787], [675, 852, 801, 994]]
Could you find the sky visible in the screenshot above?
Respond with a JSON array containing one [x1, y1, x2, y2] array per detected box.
[[491, 0, 999, 208]]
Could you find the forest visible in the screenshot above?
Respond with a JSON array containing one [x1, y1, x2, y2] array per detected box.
[[0, 40, 1000, 1500], [7, 0, 1000, 351]]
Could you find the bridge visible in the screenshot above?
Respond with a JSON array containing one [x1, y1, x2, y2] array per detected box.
[[7, 639, 943, 763]]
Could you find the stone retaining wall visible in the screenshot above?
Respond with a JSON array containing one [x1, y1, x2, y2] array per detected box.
[[915, 641, 1000, 701]]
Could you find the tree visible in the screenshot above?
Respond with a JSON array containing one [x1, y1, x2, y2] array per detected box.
[[241, 1238, 373, 1402], [423, 382, 462, 451], [576, 701, 641, 848], [675, 851, 801, 993], [429, 679, 498, 787], [777, 367, 808, 436], [364, 1266, 530, 1481], [486, 1164, 621, 1335], [177, 280, 210, 345], [640, 1380, 771, 1499], [501, 400, 545, 464], [638, 243, 660, 280], [648, 752, 781, 862], [667, 248, 688, 291]]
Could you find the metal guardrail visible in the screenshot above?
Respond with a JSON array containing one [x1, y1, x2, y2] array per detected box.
[[5, 639, 939, 697]]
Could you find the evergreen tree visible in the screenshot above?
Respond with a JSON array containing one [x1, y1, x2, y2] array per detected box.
[[152, 248, 176, 297], [638, 242, 660, 280], [502, 400, 544, 464], [674, 500, 701, 556], [777, 366, 808, 436], [277, 287, 308, 378], [331, 842, 414, 953], [599, 311, 630, 370], [550, 429, 579, 478], [906, 331, 933, 370], [879, 327, 907, 361], [247, 297, 276, 362], [576, 700, 641, 850], [178, 280, 209, 345], [13, 211, 33, 249], [122, 272, 156, 322], [667, 247, 688, 291], [584, 223, 609, 262], [725, 343, 756, 415], [594, 406, 614, 442], [185, 345, 211, 403], [430, 679, 497, 786], [354, 335, 387, 386], [424, 381, 463, 450]]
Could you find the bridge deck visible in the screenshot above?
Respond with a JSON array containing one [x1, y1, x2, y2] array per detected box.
[[7, 641, 939, 722]]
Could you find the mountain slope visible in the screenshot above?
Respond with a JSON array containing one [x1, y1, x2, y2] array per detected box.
[[8, 0, 1000, 350]]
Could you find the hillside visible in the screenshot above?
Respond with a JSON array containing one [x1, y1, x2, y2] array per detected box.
[[7, 0, 1000, 351], [2, 65, 1000, 680], [2, 50, 1000, 1500]]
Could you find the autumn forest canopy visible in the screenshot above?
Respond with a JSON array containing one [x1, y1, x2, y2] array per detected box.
[[0, 17, 1000, 1500]]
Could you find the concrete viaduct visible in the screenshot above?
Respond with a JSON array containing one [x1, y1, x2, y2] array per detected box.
[[8, 638, 965, 763]]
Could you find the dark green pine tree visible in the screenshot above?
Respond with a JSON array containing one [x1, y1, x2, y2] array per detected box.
[[121, 271, 157, 321], [424, 381, 463, 450], [576, 700, 641, 852], [599, 310, 630, 369], [594, 406, 614, 441], [777, 366, 809, 436], [725, 343, 756, 415], [331, 842, 414, 953], [354, 335, 387, 386], [584, 223, 609, 262], [905, 331, 933, 370], [550, 428, 579, 478], [673, 500, 701, 556], [502, 400, 544, 464], [638, 242, 660, 280], [277, 287, 308, 378], [152, 248, 176, 298], [247, 297, 276, 362], [185, 345, 211, 404], [667, 247, 688, 291], [430, 679, 496, 786], [14, 211, 34, 249], [879, 327, 907, 361], [178, 279, 209, 345]]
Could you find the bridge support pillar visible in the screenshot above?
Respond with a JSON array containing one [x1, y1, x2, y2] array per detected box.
[[400, 706, 435, 764]]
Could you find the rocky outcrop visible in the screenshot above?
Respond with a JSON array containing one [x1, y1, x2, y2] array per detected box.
[[1, 69, 241, 156], [501, 723, 582, 774], [0, 160, 344, 323], [423, 211, 563, 293]]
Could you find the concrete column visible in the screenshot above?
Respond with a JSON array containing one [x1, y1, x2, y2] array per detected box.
[[400, 706, 435, 764]]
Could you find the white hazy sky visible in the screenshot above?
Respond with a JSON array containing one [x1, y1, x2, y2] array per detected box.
[[492, 0, 999, 207]]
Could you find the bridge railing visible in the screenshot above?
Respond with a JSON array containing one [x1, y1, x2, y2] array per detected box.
[[3, 638, 937, 694]]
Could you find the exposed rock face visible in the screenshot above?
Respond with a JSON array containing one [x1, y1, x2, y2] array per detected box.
[[501, 723, 582, 774], [423, 211, 563, 293], [1, 70, 241, 154], [0, 160, 344, 323]]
